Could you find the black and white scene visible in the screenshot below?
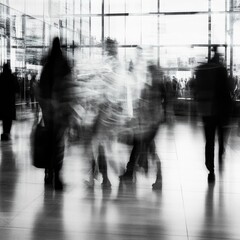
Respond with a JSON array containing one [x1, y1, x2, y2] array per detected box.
[[0, 0, 240, 239]]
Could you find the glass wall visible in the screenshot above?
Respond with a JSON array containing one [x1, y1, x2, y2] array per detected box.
[[74, 0, 240, 101], [78, 0, 235, 73], [0, 0, 240, 101]]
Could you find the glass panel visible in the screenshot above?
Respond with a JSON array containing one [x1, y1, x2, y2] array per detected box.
[[108, 16, 125, 44], [104, 16, 110, 39], [82, 0, 89, 14], [11, 11, 23, 39], [211, 13, 226, 44], [233, 47, 240, 76], [118, 47, 126, 65], [126, 16, 141, 45], [160, 15, 208, 45], [160, 47, 208, 68], [142, 15, 157, 45], [82, 17, 90, 45], [211, 0, 226, 11], [233, 0, 240, 11], [9, 0, 25, 12], [25, 0, 44, 16], [126, 0, 141, 13], [142, 0, 158, 13], [161, 0, 208, 12], [25, 17, 44, 47], [91, 16, 102, 44], [74, 0, 81, 14], [109, 0, 125, 13], [91, 0, 102, 14], [233, 16, 240, 45]]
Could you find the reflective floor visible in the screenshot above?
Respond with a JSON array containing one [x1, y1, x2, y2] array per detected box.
[[1, 115, 240, 240]]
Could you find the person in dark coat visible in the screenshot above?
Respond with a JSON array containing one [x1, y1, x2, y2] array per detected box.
[[0, 63, 19, 141], [38, 37, 72, 190], [195, 48, 233, 182]]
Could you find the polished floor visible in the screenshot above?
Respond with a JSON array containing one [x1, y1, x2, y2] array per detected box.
[[1, 113, 240, 240]]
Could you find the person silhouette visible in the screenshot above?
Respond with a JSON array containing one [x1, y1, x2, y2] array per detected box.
[[38, 37, 72, 190], [0, 63, 19, 141], [195, 47, 233, 181]]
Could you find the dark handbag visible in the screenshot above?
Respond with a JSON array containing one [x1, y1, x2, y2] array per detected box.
[[31, 118, 51, 168]]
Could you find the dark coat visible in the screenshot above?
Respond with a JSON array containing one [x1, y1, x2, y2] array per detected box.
[[0, 72, 19, 120], [39, 51, 72, 128], [195, 62, 233, 118]]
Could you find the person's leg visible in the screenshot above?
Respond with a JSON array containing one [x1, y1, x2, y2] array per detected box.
[[217, 116, 229, 160], [1, 119, 12, 140], [137, 141, 148, 173], [120, 137, 141, 181], [4, 119, 12, 134], [203, 116, 216, 178], [150, 141, 162, 190], [52, 124, 66, 190], [98, 144, 111, 188]]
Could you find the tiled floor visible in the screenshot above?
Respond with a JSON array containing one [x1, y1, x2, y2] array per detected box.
[[1, 114, 240, 240]]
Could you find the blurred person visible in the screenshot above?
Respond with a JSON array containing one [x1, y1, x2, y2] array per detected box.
[[195, 48, 233, 182], [38, 37, 72, 190], [120, 63, 163, 189], [0, 63, 19, 141], [86, 38, 121, 189], [30, 73, 38, 109], [26, 72, 32, 106], [180, 79, 185, 97], [172, 76, 178, 98]]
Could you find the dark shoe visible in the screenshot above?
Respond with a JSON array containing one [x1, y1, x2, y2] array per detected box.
[[119, 172, 133, 182], [1, 133, 10, 141], [101, 178, 112, 189], [208, 172, 215, 183], [152, 180, 162, 190]]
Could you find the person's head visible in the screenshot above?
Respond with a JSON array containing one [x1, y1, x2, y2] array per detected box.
[[51, 37, 62, 57], [210, 46, 221, 64], [2, 63, 11, 74], [104, 37, 118, 58]]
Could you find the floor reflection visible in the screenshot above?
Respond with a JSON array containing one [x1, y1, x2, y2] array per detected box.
[[1, 117, 240, 239], [0, 143, 18, 223], [31, 190, 66, 240]]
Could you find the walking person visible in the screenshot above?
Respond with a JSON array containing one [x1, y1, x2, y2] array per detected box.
[[38, 37, 72, 190], [195, 48, 233, 181], [0, 63, 19, 141], [120, 63, 163, 189]]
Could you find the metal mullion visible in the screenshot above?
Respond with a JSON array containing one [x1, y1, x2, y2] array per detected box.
[[157, 0, 160, 66], [225, 0, 228, 65], [80, 0, 82, 46], [124, 0, 126, 61], [101, 0, 104, 54], [230, 0, 233, 79], [140, 0, 142, 45], [89, 0, 91, 57], [208, 0, 212, 61]]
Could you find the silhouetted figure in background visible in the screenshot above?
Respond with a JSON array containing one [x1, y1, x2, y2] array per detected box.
[[30, 73, 38, 109], [120, 64, 163, 189], [0, 63, 19, 141], [39, 37, 72, 190], [195, 48, 233, 181]]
